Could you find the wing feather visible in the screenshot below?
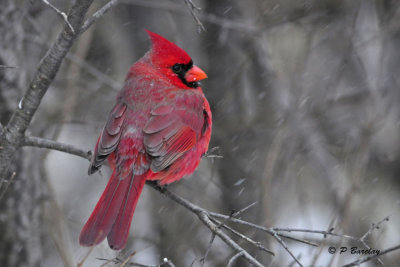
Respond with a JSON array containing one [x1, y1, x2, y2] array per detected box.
[[144, 98, 204, 173], [89, 102, 127, 174]]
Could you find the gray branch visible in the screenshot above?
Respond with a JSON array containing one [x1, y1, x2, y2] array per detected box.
[[0, 0, 95, 185], [148, 182, 265, 267], [341, 244, 400, 267], [80, 0, 120, 34], [182, 0, 206, 32], [23, 136, 91, 160], [41, 0, 75, 34], [18, 138, 400, 267]]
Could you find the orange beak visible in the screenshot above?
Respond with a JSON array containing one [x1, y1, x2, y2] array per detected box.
[[185, 65, 208, 83]]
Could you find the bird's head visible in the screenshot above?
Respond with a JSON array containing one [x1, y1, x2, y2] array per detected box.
[[146, 30, 207, 89]]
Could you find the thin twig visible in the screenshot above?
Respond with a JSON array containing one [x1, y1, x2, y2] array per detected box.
[[78, 243, 96, 267], [120, 252, 137, 267], [97, 255, 176, 267], [360, 216, 390, 242], [341, 244, 400, 267], [81, 0, 120, 34], [182, 0, 206, 32], [227, 252, 244, 267], [148, 182, 264, 267], [210, 217, 275, 255], [18, 139, 397, 267], [271, 227, 358, 241], [0, 65, 17, 69], [231, 201, 258, 217], [41, 0, 75, 34], [199, 232, 216, 266], [203, 146, 223, 158], [0, 0, 94, 185], [272, 232, 303, 267], [23, 136, 91, 160], [22, 31, 121, 92], [66, 53, 121, 91], [209, 213, 318, 247], [358, 216, 390, 267]]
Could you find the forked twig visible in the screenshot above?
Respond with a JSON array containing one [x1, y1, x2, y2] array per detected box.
[[183, 0, 206, 32], [41, 0, 75, 34]]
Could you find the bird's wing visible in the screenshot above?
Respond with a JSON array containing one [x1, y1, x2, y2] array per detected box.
[[88, 102, 127, 174], [143, 92, 206, 172]]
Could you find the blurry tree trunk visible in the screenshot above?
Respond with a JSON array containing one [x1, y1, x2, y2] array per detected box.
[[0, 150, 47, 267], [0, 0, 94, 265], [0, 2, 47, 266]]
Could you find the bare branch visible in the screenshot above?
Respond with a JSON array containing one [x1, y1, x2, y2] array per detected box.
[[210, 217, 274, 255], [81, 0, 120, 34], [182, 0, 206, 32], [97, 253, 176, 267], [121, 0, 257, 32], [21, 31, 121, 92], [272, 231, 303, 267], [203, 146, 223, 158], [342, 244, 400, 267], [0, 0, 94, 183], [227, 252, 244, 267], [209, 213, 318, 247], [41, 0, 75, 34], [16, 138, 399, 266], [271, 227, 359, 241], [23, 136, 92, 160], [66, 53, 121, 91], [360, 216, 390, 242], [148, 182, 264, 267], [231, 201, 258, 217], [14, 135, 281, 265], [358, 217, 390, 266], [0, 65, 17, 69], [199, 230, 216, 265], [120, 252, 136, 267]]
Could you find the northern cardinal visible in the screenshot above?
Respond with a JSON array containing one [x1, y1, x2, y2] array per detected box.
[[79, 30, 212, 250]]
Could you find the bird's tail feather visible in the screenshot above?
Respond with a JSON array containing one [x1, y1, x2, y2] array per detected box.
[[107, 173, 147, 249], [79, 170, 145, 249]]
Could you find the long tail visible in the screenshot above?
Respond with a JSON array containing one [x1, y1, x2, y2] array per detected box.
[[79, 170, 147, 250], [107, 171, 147, 249]]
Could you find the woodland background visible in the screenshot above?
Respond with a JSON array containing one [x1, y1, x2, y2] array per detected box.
[[1, 0, 400, 266]]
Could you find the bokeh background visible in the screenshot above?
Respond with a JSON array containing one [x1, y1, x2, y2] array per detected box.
[[1, 0, 400, 266]]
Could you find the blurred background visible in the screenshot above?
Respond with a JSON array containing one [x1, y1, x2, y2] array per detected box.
[[1, 0, 400, 266]]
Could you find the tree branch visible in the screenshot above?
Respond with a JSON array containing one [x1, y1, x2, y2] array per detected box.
[[0, 0, 94, 183], [23, 136, 91, 160], [147, 182, 265, 267], [41, 0, 75, 34], [18, 139, 400, 266], [80, 0, 120, 34], [342, 244, 400, 267], [182, 0, 206, 32], [227, 252, 244, 267]]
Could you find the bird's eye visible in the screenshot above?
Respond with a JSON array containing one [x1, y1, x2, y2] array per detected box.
[[172, 64, 182, 73]]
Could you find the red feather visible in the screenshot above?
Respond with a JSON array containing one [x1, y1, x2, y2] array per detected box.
[[79, 168, 132, 246], [79, 30, 212, 250]]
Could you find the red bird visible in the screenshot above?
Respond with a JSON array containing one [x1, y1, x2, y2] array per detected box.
[[79, 30, 212, 250]]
